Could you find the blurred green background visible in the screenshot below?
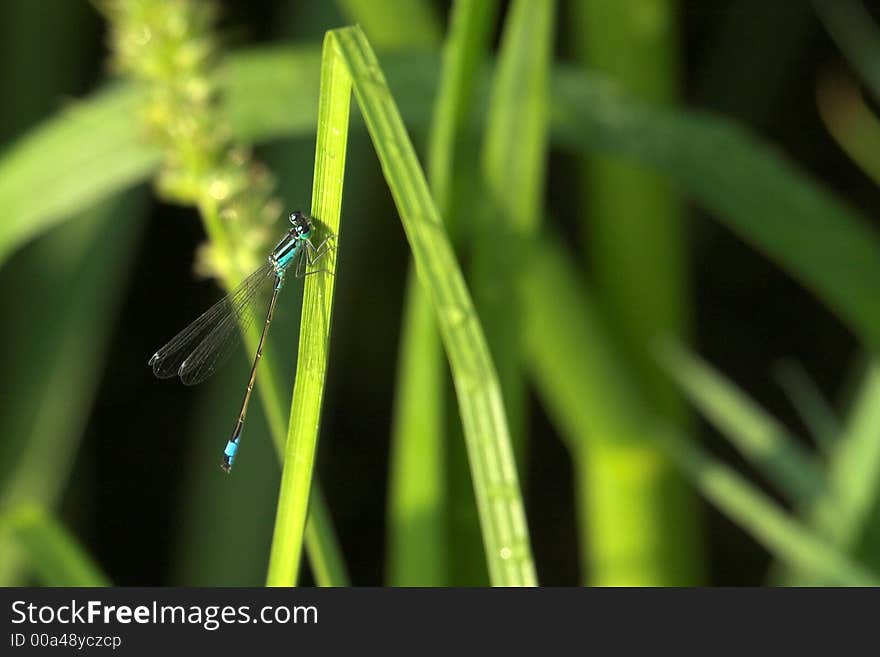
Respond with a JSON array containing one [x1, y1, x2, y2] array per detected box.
[[1, 0, 880, 586]]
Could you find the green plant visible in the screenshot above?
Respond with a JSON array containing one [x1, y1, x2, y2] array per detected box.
[[4, 0, 880, 588], [268, 26, 536, 587]]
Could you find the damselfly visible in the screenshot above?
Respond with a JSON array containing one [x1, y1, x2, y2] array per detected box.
[[148, 211, 334, 473]]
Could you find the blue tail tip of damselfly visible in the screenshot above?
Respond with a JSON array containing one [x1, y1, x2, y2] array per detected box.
[[221, 434, 241, 474]]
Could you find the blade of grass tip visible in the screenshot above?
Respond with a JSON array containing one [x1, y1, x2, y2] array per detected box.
[[655, 341, 826, 508], [814, 0, 880, 102], [817, 71, 880, 187], [472, 0, 554, 471], [266, 33, 349, 587], [334, 25, 536, 586], [336, 0, 441, 50], [523, 236, 880, 585], [572, 0, 701, 586], [655, 428, 879, 586], [805, 358, 880, 553], [0, 506, 110, 586], [776, 356, 880, 584], [772, 359, 841, 455], [0, 194, 144, 585], [386, 0, 498, 587]]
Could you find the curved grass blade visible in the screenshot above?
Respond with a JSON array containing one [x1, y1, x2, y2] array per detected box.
[[337, 26, 536, 586], [386, 0, 498, 587], [268, 26, 536, 587], [656, 341, 825, 507], [814, 0, 880, 102], [0, 193, 144, 585], [0, 506, 110, 586]]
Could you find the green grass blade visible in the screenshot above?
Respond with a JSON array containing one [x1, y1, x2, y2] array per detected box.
[[387, 0, 498, 586], [0, 194, 144, 585], [807, 358, 880, 550], [387, 274, 447, 585], [571, 0, 699, 586], [0, 506, 110, 586], [656, 342, 825, 507], [523, 234, 685, 584], [303, 485, 350, 586], [523, 237, 879, 585], [772, 360, 840, 454], [655, 429, 878, 586], [0, 85, 158, 266], [472, 0, 553, 467], [817, 72, 880, 187], [266, 34, 350, 586], [337, 25, 535, 585], [814, 0, 880, 101], [551, 71, 880, 349], [426, 0, 497, 220]]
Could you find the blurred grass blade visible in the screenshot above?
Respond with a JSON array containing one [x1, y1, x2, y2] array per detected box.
[[0, 85, 158, 266], [431, 0, 500, 587], [8, 46, 880, 354], [523, 237, 879, 585], [0, 506, 110, 586], [336, 0, 441, 49], [266, 34, 349, 587], [472, 0, 554, 467], [552, 72, 880, 349], [522, 233, 682, 585], [426, 0, 497, 220], [656, 342, 825, 507], [387, 0, 499, 587], [655, 429, 878, 586], [817, 71, 880, 186], [0, 193, 144, 585], [773, 359, 840, 454], [303, 485, 350, 586], [572, 0, 699, 586], [338, 26, 535, 585], [376, 0, 477, 589], [387, 274, 447, 585], [806, 358, 880, 553], [814, 0, 880, 102]]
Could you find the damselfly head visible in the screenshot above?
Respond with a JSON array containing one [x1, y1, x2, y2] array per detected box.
[[289, 211, 313, 239]]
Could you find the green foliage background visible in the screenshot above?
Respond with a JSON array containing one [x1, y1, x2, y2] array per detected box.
[[1, 0, 880, 586]]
